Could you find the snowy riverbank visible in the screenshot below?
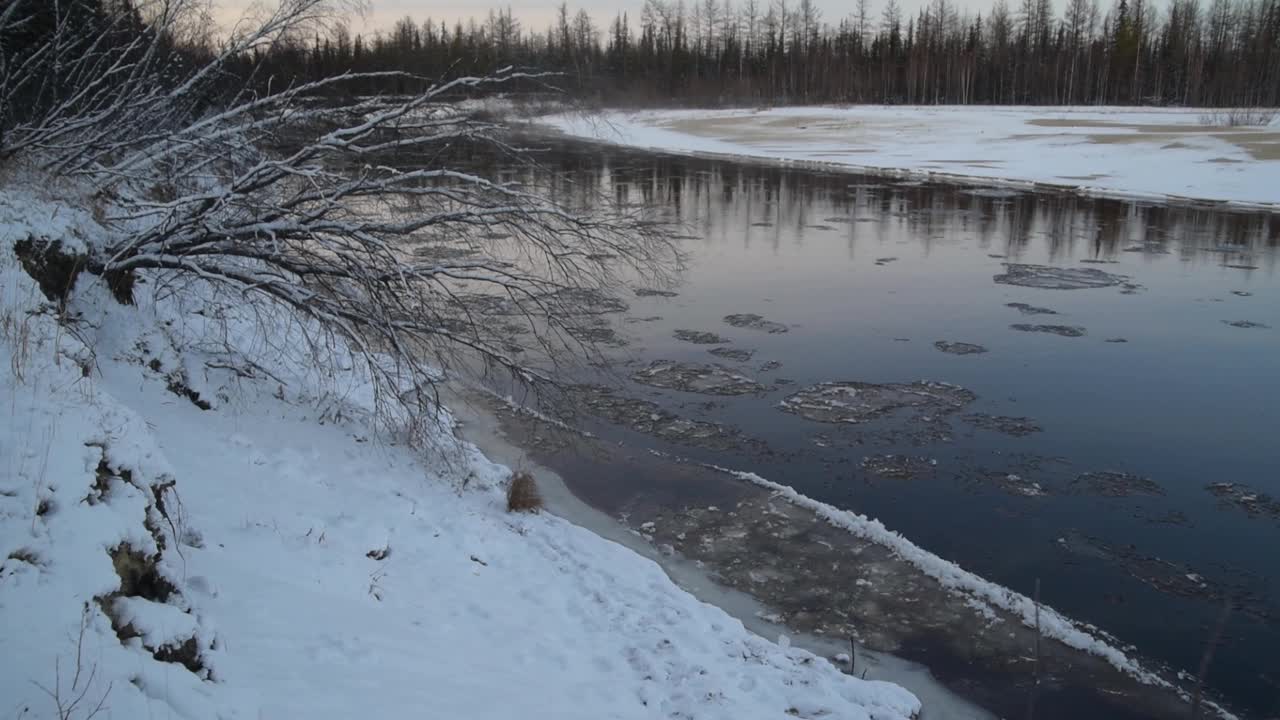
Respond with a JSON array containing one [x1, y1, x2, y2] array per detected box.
[[0, 174, 921, 718], [540, 106, 1280, 209], [467, 388, 1244, 720], [447, 389, 994, 720]]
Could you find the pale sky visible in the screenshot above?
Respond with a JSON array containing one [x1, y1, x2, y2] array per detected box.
[[213, 0, 988, 38]]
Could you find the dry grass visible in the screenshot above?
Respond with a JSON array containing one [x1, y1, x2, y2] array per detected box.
[[506, 471, 543, 513], [2, 305, 34, 382], [36, 604, 112, 720], [1198, 108, 1277, 127]]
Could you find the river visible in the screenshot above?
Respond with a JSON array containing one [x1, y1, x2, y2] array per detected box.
[[442, 135, 1279, 718]]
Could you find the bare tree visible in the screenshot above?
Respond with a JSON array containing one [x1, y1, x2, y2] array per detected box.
[[855, 0, 872, 47], [1065, 0, 1092, 101], [743, 0, 761, 50], [3, 0, 674, 433], [41, 0, 1272, 108]]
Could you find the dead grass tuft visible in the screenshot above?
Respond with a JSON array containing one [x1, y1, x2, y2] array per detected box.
[[1, 305, 34, 382], [1198, 108, 1277, 127], [506, 471, 543, 513]]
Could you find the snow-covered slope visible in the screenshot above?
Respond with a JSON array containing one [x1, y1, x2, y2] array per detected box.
[[541, 106, 1280, 208], [0, 179, 919, 718]]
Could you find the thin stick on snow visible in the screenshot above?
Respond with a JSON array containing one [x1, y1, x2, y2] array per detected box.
[[32, 604, 113, 720], [1191, 599, 1232, 719], [1025, 578, 1042, 720]]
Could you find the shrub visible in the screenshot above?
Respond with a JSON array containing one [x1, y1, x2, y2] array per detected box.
[[1197, 108, 1277, 127]]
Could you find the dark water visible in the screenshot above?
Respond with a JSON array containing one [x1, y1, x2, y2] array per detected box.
[[472, 138, 1280, 717]]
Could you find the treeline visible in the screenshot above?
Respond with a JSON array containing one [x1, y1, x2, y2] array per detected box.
[[1, 0, 222, 141], [234, 0, 1280, 106]]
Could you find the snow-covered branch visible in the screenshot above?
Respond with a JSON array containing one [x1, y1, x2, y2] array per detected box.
[[3, 0, 675, 434]]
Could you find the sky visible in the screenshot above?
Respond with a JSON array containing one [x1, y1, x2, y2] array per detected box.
[[212, 0, 965, 38]]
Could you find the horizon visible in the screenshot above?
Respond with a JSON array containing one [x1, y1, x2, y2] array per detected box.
[[212, 0, 1162, 38]]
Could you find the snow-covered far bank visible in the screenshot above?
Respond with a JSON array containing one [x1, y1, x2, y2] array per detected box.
[[539, 106, 1280, 209], [0, 180, 919, 719]]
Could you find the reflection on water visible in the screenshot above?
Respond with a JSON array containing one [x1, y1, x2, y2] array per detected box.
[[466, 138, 1280, 717]]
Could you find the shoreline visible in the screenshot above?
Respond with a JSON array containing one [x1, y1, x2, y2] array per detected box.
[[447, 385, 1243, 720], [445, 386, 993, 720], [529, 109, 1280, 214]]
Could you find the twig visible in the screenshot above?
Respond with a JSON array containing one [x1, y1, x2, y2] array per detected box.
[[32, 604, 112, 720], [1025, 578, 1042, 720], [1191, 599, 1232, 719]]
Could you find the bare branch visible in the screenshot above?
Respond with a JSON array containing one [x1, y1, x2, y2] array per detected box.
[[3, 0, 676, 442]]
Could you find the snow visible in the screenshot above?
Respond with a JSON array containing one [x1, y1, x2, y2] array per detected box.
[[0, 178, 919, 718], [540, 106, 1280, 208], [708, 465, 1238, 720]]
